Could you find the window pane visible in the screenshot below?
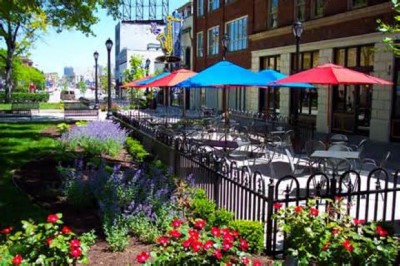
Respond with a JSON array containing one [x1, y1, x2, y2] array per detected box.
[[335, 49, 345, 66], [312, 51, 319, 67], [360, 46, 374, 67], [303, 52, 311, 70], [347, 48, 357, 67]]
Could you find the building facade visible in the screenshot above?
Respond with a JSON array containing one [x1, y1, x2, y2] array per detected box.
[[114, 21, 166, 87], [192, 0, 397, 142]]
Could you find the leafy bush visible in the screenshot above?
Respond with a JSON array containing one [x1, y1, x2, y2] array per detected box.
[[0, 214, 96, 265], [228, 220, 264, 255], [57, 123, 70, 134], [60, 121, 128, 157], [0, 92, 49, 103], [126, 137, 149, 163], [214, 209, 235, 227], [103, 217, 130, 252], [273, 198, 400, 265]]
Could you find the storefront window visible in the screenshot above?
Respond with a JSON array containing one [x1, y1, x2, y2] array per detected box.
[[290, 50, 319, 116], [260, 55, 281, 115]]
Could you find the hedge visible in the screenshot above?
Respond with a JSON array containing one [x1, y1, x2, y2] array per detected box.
[[0, 92, 50, 103]]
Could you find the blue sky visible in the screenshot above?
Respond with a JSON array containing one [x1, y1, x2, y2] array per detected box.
[[30, 0, 188, 77]]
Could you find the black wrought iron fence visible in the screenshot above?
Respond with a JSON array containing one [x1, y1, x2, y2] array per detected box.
[[114, 112, 399, 259]]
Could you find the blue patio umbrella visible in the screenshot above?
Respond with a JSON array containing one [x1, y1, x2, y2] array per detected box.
[[176, 60, 269, 126], [176, 60, 265, 87], [258, 69, 315, 88], [136, 71, 170, 86]]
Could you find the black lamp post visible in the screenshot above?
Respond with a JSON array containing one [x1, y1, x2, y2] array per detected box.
[[105, 38, 113, 119], [292, 19, 303, 123], [221, 33, 230, 127], [145, 58, 151, 76], [221, 34, 230, 61], [93, 51, 99, 108]]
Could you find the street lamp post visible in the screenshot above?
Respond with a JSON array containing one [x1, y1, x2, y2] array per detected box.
[[145, 58, 151, 76], [105, 38, 113, 119], [221, 34, 230, 61], [292, 19, 303, 123], [93, 51, 99, 108], [221, 33, 230, 128]]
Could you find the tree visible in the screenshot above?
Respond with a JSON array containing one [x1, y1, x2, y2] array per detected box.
[[378, 0, 400, 55], [0, 0, 120, 102], [123, 54, 146, 83], [0, 49, 45, 92]]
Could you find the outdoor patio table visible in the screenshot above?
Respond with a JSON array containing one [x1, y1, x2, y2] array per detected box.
[[310, 150, 360, 160], [201, 139, 239, 150]]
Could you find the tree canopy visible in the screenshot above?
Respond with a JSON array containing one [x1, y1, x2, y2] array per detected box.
[[0, 0, 122, 102], [378, 0, 400, 56]]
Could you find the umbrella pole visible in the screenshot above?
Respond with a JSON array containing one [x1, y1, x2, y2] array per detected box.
[[182, 87, 186, 118]]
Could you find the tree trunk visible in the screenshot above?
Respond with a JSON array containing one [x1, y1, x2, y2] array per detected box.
[[4, 48, 14, 103]]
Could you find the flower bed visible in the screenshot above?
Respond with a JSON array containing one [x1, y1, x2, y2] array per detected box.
[[273, 198, 399, 265]]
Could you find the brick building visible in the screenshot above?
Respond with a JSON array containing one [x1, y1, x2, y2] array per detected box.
[[190, 0, 398, 142]]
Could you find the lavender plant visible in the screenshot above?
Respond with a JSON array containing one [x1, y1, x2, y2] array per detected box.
[[60, 121, 128, 157]]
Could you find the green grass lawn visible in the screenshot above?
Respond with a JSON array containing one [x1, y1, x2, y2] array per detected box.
[[0, 122, 61, 226], [0, 102, 64, 110]]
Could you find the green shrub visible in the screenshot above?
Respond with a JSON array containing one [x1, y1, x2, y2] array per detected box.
[[0, 92, 49, 103], [57, 123, 70, 134], [103, 219, 130, 252], [126, 215, 161, 244], [191, 198, 216, 226], [214, 209, 235, 227], [229, 220, 264, 254], [126, 137, 149, 163]]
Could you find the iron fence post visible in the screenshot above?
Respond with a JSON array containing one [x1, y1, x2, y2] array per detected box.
[[266, 179, 275, 255]]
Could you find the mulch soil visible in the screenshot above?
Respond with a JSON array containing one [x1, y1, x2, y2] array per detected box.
[[11, 125, 275, 265]]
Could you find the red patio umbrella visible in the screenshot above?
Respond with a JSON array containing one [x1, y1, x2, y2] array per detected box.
[[274, 63, 392, 85], [144, 69, 197, 117], [274, 63, 392, 129]]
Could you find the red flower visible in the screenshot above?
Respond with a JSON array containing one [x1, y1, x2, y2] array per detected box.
[[342, 239, 354, 252], [231, 230, 239, 238], [182, 239, 192, 249], [223, 234, 234, 243], [1, 227, 13, 234], [309, 208, 319, 217], [253, 261, 263, 266], [221, 228, 230, 237], [273, 202, 282, 210], [204, 240, 214, 250], [136, 251, 150, 264], [70, 247, 82, 258], [242, 257, 250, 265], [169, 229, 182, 238], [211, 227, 220, 237], [239, 238, 249, 251], [188, 229, 199, 239], [214, 249, 222, 260], [62, 226, 72, 234], [191, 240, 203, 252], [171, 219, 183, 228], [157, 236, 169, 246], [353, 218, 365, 225], [12, 254, 22, 265], [46, 237, 53, 246], [194, 219, 206, 230], [69, 239, 81, 249], [294, 206, 303, 213], [321, 242, 330, 251], [332, 228, 340, 235], [376, 226, 388, 237], [222, 240, 233, 251], [47, 214, 59, 223]]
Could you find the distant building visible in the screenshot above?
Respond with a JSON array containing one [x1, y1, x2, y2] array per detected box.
[[114, 21, 165, 85], [63, 66, 75, 84]]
